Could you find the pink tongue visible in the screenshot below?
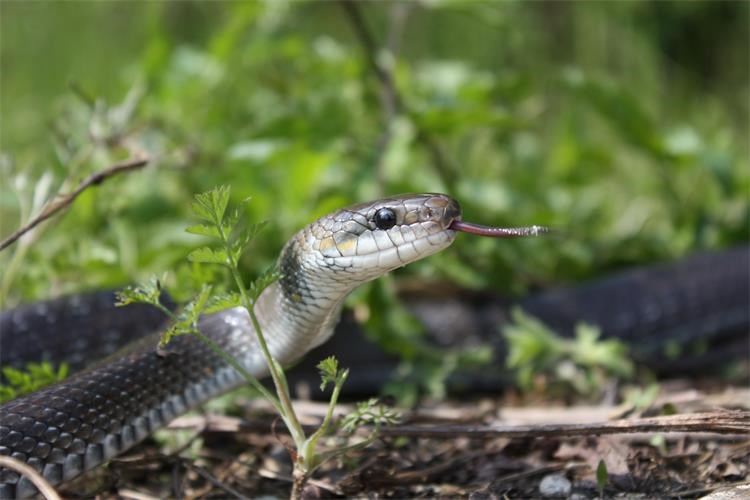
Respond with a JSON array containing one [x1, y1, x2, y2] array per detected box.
[[449, 220, 550, 238]]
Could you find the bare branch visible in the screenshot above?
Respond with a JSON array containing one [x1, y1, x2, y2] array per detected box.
[[0, 156, 150, 252], [338, 0, 455, 187], [0, 456, 62, 500], [378, 410, 750, 438]]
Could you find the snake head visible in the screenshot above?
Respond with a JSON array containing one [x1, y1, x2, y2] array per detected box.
[[283, 194, 461, 288]]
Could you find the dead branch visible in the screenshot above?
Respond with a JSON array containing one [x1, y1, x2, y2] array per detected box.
[[378, 410, 750, 439], [0, 156, 150, 252]]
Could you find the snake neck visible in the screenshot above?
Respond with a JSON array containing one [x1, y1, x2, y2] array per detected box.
[[252, 235, 359, 366], [254, 280, 347, 365]]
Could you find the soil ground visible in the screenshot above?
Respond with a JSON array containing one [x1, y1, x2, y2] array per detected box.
[[62, 382, 749, 499]]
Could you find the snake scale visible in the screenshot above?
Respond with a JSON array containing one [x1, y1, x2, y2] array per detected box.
[[1, 193, 748, 498]]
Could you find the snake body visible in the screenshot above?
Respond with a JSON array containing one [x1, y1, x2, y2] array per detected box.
[[0, 194, 460, 498]]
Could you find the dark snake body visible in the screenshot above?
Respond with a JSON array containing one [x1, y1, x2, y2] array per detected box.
[[1, 197, 747, 498]]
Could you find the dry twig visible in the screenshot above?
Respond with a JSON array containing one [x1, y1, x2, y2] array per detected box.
[[379, 411, 750, 439], [0, 156, 150, 252]]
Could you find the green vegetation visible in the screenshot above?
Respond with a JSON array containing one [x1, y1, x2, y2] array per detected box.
[[0, 362, 69, 403], [503, 308, 633, 398], [1, 2, 747, 394]]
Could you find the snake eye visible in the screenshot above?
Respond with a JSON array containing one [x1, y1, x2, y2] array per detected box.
[[374, 208, 397, 230]]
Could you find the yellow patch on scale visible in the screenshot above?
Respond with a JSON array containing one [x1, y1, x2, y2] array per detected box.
[[318, 237, 337, 253], [332, 231, 358, 255], [335, 237, 357, 254]]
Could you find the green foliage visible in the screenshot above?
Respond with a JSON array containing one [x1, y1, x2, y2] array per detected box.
[[187, 247, 230, 266], [317, 356, 349, 393], [1, 2, 747, 394], [340, 398, 401, 434], [504, 308, 633, 397], [116, 186, 279, 352], [204, 291, 242, 314], [3, 2, 747, 299], [622, 383, 661, 414], [115, 275, 164, 307], [160, 285, 212, 347], [191, 185, 231, 227], [247, 266, 281, 302], [0, 362, 69, 403]]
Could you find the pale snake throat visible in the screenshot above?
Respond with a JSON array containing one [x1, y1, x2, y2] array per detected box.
[[0, 193, 545, 498]]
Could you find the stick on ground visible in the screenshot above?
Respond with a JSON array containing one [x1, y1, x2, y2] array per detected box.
[[378, 410, 750, 438]]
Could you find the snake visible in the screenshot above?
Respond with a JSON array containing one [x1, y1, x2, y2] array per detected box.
[[1, 193, 549, 498], [2, 194, 748, 498]]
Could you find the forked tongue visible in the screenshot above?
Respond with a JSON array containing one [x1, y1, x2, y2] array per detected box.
[[449, 220, 550, 238]]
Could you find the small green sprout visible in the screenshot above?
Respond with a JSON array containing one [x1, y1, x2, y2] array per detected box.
[[340, 398, 401, 434], [317, 356, 349, 392], [596, 458, 608, 493]]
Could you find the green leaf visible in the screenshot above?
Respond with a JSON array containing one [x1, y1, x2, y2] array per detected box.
[[222, 204, 247, 235], [204, 291, 243, 313], [340, 398, 400, 434], [159, 324, 183, 348], [596, 459, 608, 490], [159, 285, 212, 347], [191, 199, 214, 224], [115, 276, 163, 307], [187, 247, 230, 266], [185, 224, 221, 238], [248, 266, 280, 302], [192, 185, 231, 225], [317, 356, 346, 392], [572, 323, 633, 377], [183, 285, 212, 325], [0, 387, 17, 403], [230, 220, 268, 262], [2, 367, 29, 388]]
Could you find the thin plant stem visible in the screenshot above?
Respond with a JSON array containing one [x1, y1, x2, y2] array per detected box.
[[217, 223, 307, 450], [302, 371, 347, 465]]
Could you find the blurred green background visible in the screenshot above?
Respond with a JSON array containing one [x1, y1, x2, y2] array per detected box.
[[1, 0, 748, 307]]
